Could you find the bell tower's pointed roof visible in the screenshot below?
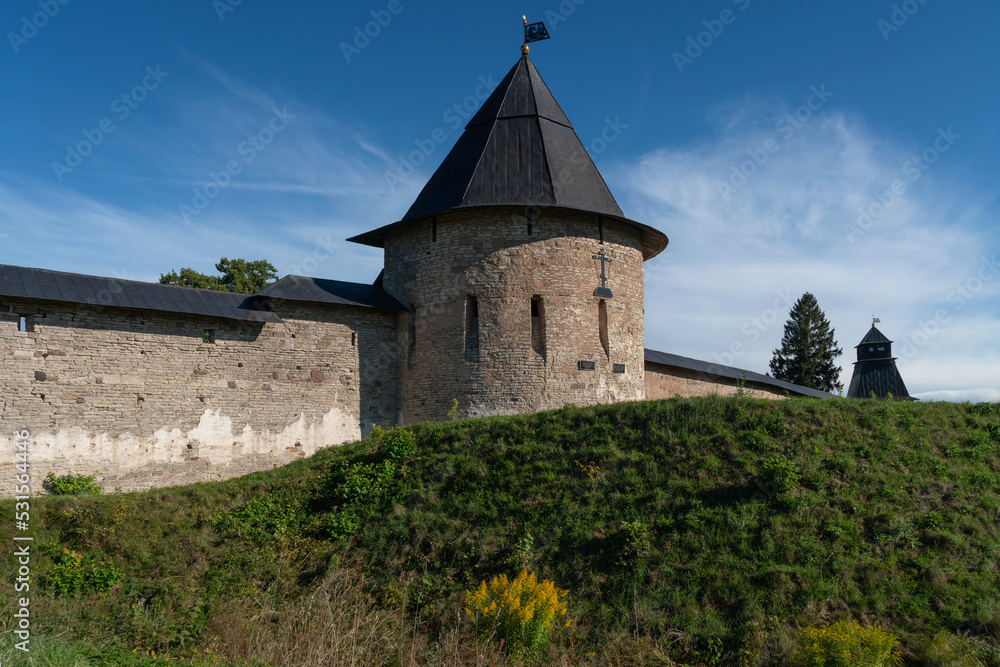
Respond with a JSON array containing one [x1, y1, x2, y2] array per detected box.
[[857, 325, 892, 347], [846, 323, 914, 400], [349, 54, 668, 260]]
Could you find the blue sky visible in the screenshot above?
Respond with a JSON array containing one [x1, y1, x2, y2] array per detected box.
[[1, 0, 998, 401]]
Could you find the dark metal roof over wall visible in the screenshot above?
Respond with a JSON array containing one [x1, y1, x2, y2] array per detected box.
[[348, 55, 669, 260], [0, 264, 282, 323], [847, 358, 912, 399], [644, 348, 832, 399], [256, 275, 407, 311]]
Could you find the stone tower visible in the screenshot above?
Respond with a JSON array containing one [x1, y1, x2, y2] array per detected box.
[[846, 322, 912, 399], [349, 53, 668, 423]]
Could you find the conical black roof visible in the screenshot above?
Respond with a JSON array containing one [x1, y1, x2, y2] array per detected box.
[[857, 325, 891, 347], [349, 55, 668, 260], [847, 324, 913, 400], [847, 359, 912, 400]]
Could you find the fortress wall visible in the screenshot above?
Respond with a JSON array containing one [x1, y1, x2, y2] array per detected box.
[[0, 298, 397, 494], [383, 207, 646, 423], [644, 362, 789, 400]]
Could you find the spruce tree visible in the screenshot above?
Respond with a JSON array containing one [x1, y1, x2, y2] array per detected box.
[[769, 293, 842, 392]]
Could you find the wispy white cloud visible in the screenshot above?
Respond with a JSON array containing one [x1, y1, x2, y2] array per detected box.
[[615, 96, 1000, 399], [0, 55, 413, 283], [0, 56, 427, 281], [181, 51, 278, 112]]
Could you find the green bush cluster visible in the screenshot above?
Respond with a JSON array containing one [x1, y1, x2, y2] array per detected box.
[[213, 427, 417, 544], [317, 427, 415, 539], [618, 519, 649, 561], [320, 459, 399, 539], [45, 472, 102, 495], [505, 531, 534, 569], [44, 545, 123, 596], [971, 401, 1000, 416], [759, 454, 799, 495], [214, 495, 301, 543]]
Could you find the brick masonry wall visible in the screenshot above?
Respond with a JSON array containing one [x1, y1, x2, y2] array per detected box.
[[0, 297, 397, 494], [382, 207, 647, 423], [644, 362, 789, 400]]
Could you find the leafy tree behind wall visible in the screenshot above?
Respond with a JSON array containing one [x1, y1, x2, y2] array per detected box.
[[159, 258, 277, 294], [769, 292, 843, 392]]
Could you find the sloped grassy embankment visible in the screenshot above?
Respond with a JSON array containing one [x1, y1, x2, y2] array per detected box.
[[2, 395, 1000, 666]]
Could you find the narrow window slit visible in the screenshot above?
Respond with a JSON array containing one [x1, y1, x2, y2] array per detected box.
[[465, 296, 480, 362], [530, 296, 546, 360], [598, 300, 609, 360], [407, 309, 416, 360]]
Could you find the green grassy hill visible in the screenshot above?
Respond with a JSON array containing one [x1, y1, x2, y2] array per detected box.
[[3, 395, 1000, 666]]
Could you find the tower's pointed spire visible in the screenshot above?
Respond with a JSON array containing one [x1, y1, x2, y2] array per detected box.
[[847, 322, 914, 399], [349, 53, 668, 260]]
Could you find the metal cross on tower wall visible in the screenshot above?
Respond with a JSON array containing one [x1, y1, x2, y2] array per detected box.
[[593, 248, 613, 298]]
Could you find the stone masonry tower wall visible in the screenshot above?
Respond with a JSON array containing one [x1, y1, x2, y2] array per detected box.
[[349, 53, 669, 423], [383, 207, 645, 423]]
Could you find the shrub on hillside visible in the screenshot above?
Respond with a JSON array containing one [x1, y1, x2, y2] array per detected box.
[[43, 546, 123, 596], [792, 620, 902, 666], [464, 570, 570, 656], [759, 455, 799, 495], [44, 472, 101, 495], [318, 427, 415, 540], [214, 495, 302, 544], [618, 519, 650, 561]]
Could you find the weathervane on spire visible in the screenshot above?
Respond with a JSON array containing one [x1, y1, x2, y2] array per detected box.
[[521, 15, 550, 54], [873, 316, 881, 326]]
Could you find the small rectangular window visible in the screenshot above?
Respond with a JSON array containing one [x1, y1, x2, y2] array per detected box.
[[18, 316, 27, 332], [613, 363, 626, 374], [578, 360, 596, 371], [202, 329, 215, 344], [465, 296, 480, 362], [351, 332, 357, 347]]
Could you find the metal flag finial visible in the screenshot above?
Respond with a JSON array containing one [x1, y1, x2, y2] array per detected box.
[[873, 316, 881, 325], [522, 15, 550, 52]]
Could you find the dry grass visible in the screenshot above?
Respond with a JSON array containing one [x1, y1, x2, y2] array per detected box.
[[205, 569, 516, 667]]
